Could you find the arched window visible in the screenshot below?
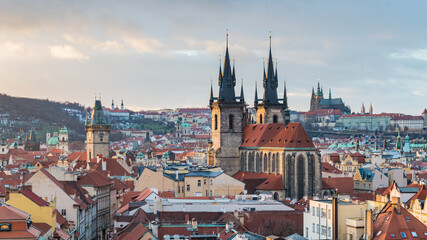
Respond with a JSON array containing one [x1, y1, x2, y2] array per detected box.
[[260, 114, 263, 124], [229, 114, 234, 130], [214, 114, 218, 130], [273, 115, 278, 123]]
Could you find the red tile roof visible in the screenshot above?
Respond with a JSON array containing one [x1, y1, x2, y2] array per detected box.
[[93, 158, 130, 177], [322, 177, 354, 194], [241, 123, 315, 149], [77, 170, 112, 187], [373, 202, 427, 240], [256, 174, 284, 190], [21, 189, 49, 207], [321, 162, 342, 174]]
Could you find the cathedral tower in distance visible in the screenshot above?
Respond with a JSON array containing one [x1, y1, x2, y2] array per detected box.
[[209, 34, 247, 173], [86, 99, 110, 160]]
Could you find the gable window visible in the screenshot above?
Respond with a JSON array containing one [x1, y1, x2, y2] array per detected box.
[[0, 223, 11, 231], [61, 209, 67, 216]]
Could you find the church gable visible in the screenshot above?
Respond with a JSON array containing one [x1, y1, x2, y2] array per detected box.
[[241, 122, 315, 149]]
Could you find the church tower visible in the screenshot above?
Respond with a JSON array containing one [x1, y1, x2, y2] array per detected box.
[[310, 81, 324, 111], [58, 126, 69, 153], [254, 36, 290, 125], [208, 33, 247, 174], [86, 99, 110, 160]]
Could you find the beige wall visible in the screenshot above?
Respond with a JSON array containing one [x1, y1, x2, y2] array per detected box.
[[135, 168, 176, 192], [26, 171, 79, 227]]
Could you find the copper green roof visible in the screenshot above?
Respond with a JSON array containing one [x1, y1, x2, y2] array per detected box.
[[59, 126, 68, 134], [48, 136, 58, 146], [89, 100, 109, 125]]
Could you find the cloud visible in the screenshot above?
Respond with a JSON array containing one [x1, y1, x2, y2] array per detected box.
[[390, 49, 427, 61], [93, 40, 125, 52], [121, 36, 161, 54], [4, 42, 25, 54], [50, 45, 89, 60], [413, 90, 424, 96]]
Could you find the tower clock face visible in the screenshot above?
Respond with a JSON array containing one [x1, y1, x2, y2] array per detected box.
[[98, 132, 104, 139]]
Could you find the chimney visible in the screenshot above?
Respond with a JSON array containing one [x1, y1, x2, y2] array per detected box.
[[102, 160, 107, 171], [149, 221, 159, 237], [365, 209, 373, 240], [191, 218, 198, 231], [391, 196, 401, 214], [332, 197, 338, 240]]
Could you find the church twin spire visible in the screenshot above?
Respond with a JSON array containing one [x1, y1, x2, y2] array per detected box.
[[211, 33, 289, 111]]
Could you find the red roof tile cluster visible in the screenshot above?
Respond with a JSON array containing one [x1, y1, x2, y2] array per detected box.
[[304, 109, 343, 116], [321, 162, 342, 174], [373, 202, 427, 240], [21, 189, 49, 207], [322, 177, 354, 194], [241, 123, 315, 149], [77, 170, 112, 187], [232, 171, 281, 193]]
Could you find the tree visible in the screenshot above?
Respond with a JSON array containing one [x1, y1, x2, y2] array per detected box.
[[262, 218, 296, 237]]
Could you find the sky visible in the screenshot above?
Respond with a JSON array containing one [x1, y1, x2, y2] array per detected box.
[[1, 1, 427, 114]]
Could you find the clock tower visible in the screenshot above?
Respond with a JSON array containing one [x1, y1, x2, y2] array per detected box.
[[86, 99, 110, 161]]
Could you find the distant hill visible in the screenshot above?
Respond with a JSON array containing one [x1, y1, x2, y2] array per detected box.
[[0, 94, 86, 141]]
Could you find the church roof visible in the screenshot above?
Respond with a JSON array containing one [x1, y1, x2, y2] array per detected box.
[[319, 98, 344, 105], [241, 122, 316, 149]]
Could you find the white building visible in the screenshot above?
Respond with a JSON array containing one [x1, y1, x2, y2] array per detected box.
[[303, 199, 366, 240]]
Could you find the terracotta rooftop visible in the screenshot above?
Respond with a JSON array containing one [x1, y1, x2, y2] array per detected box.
[[241, 122, 315, 149], [322, 177, 354, 194], [77, 170, 112, 187], [373, 202, 427, 240], [21, 189, 49, 207]]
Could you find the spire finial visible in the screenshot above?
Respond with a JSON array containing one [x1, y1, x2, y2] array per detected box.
[[269, 31, 272, 49], [226, 29, 229, 48]]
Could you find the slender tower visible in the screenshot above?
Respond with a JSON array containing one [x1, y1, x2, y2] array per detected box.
[[208, 32, 247, 174], [86, 99, 110, 160]]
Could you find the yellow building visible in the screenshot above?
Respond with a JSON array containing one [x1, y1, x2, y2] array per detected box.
[[135, 166, 244, 197], [6, 189, 57, 234]]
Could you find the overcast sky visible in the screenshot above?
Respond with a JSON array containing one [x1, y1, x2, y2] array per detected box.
[[0, 0, 427, 114]]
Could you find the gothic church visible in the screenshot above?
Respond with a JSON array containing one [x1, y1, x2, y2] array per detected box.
[[208, 35, 321, 200]]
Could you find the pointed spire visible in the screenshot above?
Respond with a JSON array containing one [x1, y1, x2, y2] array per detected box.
[[240, 79, 244, 101], [217, 31, 237, 103], [369, 102, 373, 115], [209, 80, 214, 103], [262, 33, 279, 104], [254, 81, 258, 106], [316, 80, 322, 96], [361, 102, 365, 114], [329, 88, 332, 99], [283, 80, 288, 109]]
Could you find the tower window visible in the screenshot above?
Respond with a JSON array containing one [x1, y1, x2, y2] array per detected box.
[[273, 115, 278, 123], [214, 114, 218, 130], [260, 114, 263, 124], [229, 114, 234, 130]]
